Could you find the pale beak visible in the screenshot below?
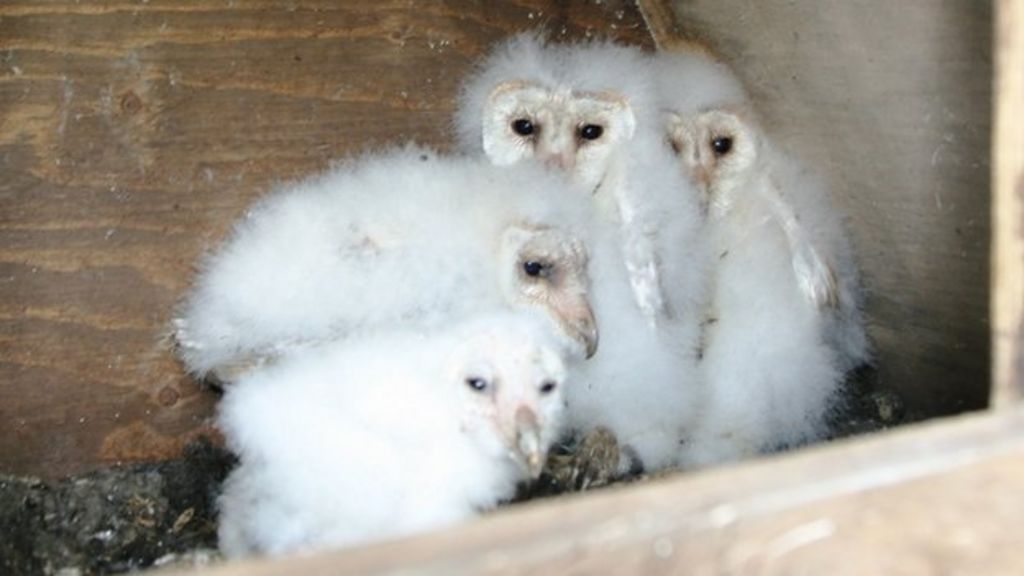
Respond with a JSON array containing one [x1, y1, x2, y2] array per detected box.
[[542, 151, 575, 172], [537, 132, 576, 172], [696, 165, 712, 190], [513, 406, 544, 478], [553, 295, 599, 359]]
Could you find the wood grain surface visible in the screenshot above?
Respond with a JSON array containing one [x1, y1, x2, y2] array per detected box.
[[665, 1, 993, 417], [161, 408, 1024, 576], [993, 0, 1024, 408], [0, 0, 654, 479]]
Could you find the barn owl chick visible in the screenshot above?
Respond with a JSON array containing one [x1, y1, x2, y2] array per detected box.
[[562, 211, 717, 474], [456, 33, 710, 330], [217, 310, 573, 557], [654, 50, 870, 375], [652, 51, 871, 465], [668, 108, 839, 309], [173, 146, 599, 382]]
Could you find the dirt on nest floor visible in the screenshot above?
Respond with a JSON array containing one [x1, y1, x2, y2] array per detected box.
[[0, 440, 235, 575], [0, 372, 907, 576]]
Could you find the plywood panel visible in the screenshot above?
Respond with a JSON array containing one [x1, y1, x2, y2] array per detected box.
[[993, 0, 1024, 407], [665, 1, 993, 416], [0, 0, 654, 479], [162, 408, 1024, 576]]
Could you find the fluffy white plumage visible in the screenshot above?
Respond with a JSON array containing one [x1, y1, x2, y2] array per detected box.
[[173, 146, 599, 382], [457, 36, 711, 472], [653, 50, 871, 464], [217, 310, 574, 557], [456, 34, 712, 326]]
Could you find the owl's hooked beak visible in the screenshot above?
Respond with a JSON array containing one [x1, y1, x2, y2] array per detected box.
[[536, 124, 577, 173], [541, 150, 576, 172], [512, 405, 545, 478], [551, 294, 599, 359]]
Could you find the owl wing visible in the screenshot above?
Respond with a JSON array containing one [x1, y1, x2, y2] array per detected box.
[[612, 182, 671, 327], [762, 178, 838, 309], [622, 229, 669, 327]]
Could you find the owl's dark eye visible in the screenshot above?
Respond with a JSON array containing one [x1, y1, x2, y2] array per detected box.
[[539, 381, 557, 395], [512, 118, 535, 136], [711, 136, 733, 156], [465, 377, 489, 392], [579, 124, 604, 141], [522, 260, 551, 279]]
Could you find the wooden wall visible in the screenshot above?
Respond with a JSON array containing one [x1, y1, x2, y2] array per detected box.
[[0, 0, 997, 477], [993, 0, 1024, 408], [667, 1, 994, 416], [0, 0, 654, 479], [167, 408, 1024, 576]]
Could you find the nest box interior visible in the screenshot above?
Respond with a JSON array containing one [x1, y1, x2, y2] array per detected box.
[[0, 0, 992, 497]]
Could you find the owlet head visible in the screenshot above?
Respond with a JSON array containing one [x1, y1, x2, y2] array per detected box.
[[666, 108, 758, 211], [499, 224, 597, 359], [483, 81, 636, 191], [446, 315, 570, 478]]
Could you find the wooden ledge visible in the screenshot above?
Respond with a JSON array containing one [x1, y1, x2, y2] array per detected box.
[[162, 406, 1024, 575]]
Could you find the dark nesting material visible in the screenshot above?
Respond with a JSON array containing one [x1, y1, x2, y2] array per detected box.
[[0, 439, 234, 575]]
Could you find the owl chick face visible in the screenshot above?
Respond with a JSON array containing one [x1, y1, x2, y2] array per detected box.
[[666, 108, 758, 213], [447, 318, 569, 478], [500, 224, 598, 359], [483, 81, 637, 191]]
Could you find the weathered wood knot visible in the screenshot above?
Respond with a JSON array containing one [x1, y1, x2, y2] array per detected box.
[[120, 91, 142, 115], [158, 386, 180, 407]]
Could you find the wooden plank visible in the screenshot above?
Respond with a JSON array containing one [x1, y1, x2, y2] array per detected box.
[[0, 0, 654, 480], [993, 0, 1024, 407], [635, 0, 705, 52], [161, 408, 1024, 575], [634, 0, 679, 49], [662, 1, 993, 417]]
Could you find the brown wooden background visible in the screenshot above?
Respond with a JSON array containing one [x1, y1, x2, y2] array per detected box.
[[0, 1, 995, 480], [0, 0, 653, 479], [666, 1, 993, 418]]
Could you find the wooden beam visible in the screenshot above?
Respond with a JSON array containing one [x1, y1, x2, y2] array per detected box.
[[635, 0, 710, 53], [634, 0, 678, 49], [993, 0, 1024, 407], [161, 408, 1024, 575]]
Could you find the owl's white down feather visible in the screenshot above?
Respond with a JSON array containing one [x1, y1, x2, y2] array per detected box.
[[174, 146, 597, 380], [685, 180, 841, 465], [216, 310, 573, 557], [652, 50, 870, 374], [652, 51, 871, 465], [567, 219, 705, 472]]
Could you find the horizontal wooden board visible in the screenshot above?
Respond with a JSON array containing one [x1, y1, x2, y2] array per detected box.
[[161, 408, 1024, 575], [0, 0, 654, 479]]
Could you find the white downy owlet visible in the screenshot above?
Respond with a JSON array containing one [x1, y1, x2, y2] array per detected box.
[[654, 49, 871, 465], [173, 146, 599, 383], [217, 310, 576, 557]]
